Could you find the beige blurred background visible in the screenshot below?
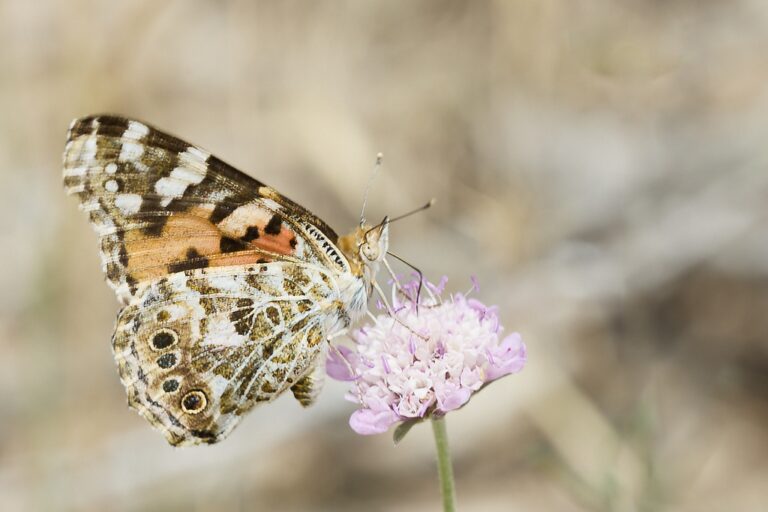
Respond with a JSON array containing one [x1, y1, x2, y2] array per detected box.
[[2, 1, 768, 511]]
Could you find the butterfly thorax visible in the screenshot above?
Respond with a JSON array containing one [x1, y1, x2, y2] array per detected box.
[[337, 227, 368, 277], [336, 220, 389, 325]]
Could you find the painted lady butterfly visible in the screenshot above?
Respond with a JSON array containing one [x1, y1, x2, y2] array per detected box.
[[63, 115, 389, 446]]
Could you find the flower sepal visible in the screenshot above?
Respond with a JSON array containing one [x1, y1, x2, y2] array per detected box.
[[393, 417, 423, 444]]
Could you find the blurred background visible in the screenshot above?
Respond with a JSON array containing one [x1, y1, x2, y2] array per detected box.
[[1, 1, 767, 510]]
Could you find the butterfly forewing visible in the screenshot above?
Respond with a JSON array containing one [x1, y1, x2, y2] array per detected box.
[[63, 115, 344, 303]]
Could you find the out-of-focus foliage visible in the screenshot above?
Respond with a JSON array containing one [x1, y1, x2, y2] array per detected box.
[[1, 1, 766, 511]]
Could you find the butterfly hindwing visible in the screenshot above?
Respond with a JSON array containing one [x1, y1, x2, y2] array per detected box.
[[63, 115, 344, 303], [112, 262, 346, 446]]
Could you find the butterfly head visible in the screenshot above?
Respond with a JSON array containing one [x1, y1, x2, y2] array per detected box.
[[359, 216, 390, 264], [338, 216, 390, 280]]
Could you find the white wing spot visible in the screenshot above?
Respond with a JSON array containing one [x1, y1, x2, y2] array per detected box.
[[170, 166, 205, 185], [105, 162, 118, 174], [207, 274, 248, 293], [260, 198, 282, 211], [217, 203, 272, 237], [83, 137, 98, 161], [154, 166, 206, 206], [105, 180, 119, 193], [155, 177, 187, 205], [114, 193, 142, 215], [201, 316, 246, 347], [119, 142, 144, 162], [183, 146, 210, 162], [124, 121, 150, 140], [63, 141, 78, 165], [64, 165, 88, 177]]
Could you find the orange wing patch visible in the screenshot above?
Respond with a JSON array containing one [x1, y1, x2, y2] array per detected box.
[[215, 203, 298, 257], [123, 206, 299, 282]]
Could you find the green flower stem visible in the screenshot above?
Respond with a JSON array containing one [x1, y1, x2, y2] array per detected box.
[[431, 416, 457, 512]]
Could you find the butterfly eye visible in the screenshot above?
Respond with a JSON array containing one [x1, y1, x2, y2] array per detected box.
[[181, 390, 208, 414], [360, 243, 378, 261]]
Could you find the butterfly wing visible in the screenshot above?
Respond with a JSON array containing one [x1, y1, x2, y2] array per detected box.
[[63, 115, 364, 445], [63, 115, 348, 303], [112, 262, 349, 446]]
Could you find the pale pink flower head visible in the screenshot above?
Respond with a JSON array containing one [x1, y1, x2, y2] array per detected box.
[[326, 277, 527, 435]]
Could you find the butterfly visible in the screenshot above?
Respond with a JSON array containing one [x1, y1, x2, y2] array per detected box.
[[63, 115, 390, 446]]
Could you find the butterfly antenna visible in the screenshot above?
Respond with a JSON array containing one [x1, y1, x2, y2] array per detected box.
[[360, 152, 384, 228], [362, 198, 435, 239], [388, 198, 435, 224]]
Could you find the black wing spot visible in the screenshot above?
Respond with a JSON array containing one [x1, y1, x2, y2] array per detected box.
[[136, 366, 147, 385], [157, 353, 178, 369], [151, 329, 178, 350], [162, 379, 180, 393], [229, 307, 252, 336], [264, 214, 282, 235], [169, 248, 209, 273], [210, 203, 236, 224], [220, 236, 246, 253], [138, 197, 169, 237], [181, 390, 208, 414], [106, 262, 121, 282], [190, 429, 217, 442], [131, 315, 142, 334], [118, 245, 129, 267], [146, 131, 188, 156], [241, 225, 260, 242], [126, 274, 139, 295]]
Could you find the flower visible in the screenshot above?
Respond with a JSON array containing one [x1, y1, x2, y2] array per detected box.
[[326, 277, 527, 435]]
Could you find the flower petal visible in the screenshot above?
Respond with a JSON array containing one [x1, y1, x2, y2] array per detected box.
[[486, 333, 527, 380], [435, 383, 472, 412], [326, 346, 357, 381], [349, 408, 400, 435]]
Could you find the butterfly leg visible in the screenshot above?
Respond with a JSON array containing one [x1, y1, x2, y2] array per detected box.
[[324, 330, 371, 404], [371, 280, 428, 340], [325, 329, 357, 380], [382, 254, 435, 306], [382, 257, 404, 291]]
